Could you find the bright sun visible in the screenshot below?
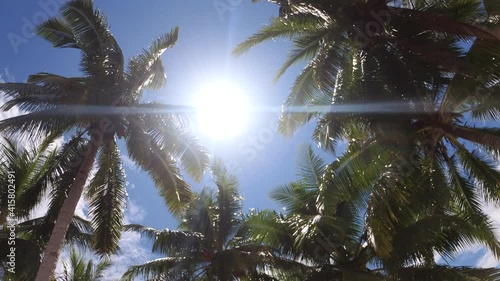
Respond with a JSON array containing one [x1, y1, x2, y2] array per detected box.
[[195, 82, 249, 139]]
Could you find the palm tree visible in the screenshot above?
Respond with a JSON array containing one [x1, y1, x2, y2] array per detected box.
[[0, 136, 57, 224], [0, 216, 93, 281], [0, 135, 98, 280], [122, 161, 281, 281], [56, 248, 111, 281], [0, 133, 94, 225], [0, 1, 209, 279], [323, 136, 500, 261], [235, 0, 500, 224], [235, 0, 500, 144], [244, 146, 500, 280], [306, 64, 500, 221]]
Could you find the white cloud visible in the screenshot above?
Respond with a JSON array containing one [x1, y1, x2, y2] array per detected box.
[[477, 251, 500, 268], [55, 231, 153, 281], [102, 231, 153, 280], [103, 200, 152, 279], [436, 196, 500, 268], [29, 196, 52, 220], [125, 200, 147, 224], [2, 67, 15, 82], [433, 250, 443, 264], [476, 201, 500, 268], [122, 154, 138, 171], [0, 95, 20, 122], [74, 197, 89, 219], [461, 159, 500, 268], [0, 70, 21, 123]]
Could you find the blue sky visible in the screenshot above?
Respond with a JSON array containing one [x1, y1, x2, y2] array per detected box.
[[1, 0, 321, 226], [0, 0, 498, 278]]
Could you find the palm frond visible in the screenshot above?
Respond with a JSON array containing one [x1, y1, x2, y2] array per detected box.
[[240, 210, 295, 256], [179, 187, 215, 241], [86, 138, 127, 255], [0, 108, 79, 140], [123, 224, 204, 255], [452, 139, 500, 204], [140, 107, 209, 181], [297, 145, 325, 188], [35, 17, 78, 48], [449, 125, 500, 150], [278, 64, 323, 137], [274, 31, 325, 82], [211, 159, 242, 249], [447, 154, 482, 215], [126, 27, 179, 95], [125, 118, 192, 216], [58, 247, 111, 281], [233, 15, 327, 56], [60, 0, 124, 78], [121, 257, 189, 281], [391, 265, 500, 281], [44, 135, 88, 223]]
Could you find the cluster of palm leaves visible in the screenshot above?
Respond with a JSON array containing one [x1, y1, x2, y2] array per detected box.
[[1, 0, 500, 280], [115, 146, 500, 280], [122, 160, 283, 281]]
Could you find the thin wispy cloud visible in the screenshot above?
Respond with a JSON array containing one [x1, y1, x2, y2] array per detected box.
[[122, 153, 139, 171], [125, 200, 147, 223], [0, 69, 20, 123], [2, 67, 14, 82], [104, 200, 154, 279], [475, 201, 500, 268], [103, 231, 155, 280]]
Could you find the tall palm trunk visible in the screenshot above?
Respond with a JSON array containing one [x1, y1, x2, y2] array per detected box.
[[35, 137, 99, 281], [442, 124, 500, 150]]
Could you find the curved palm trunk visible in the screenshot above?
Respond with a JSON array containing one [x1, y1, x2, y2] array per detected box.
[[442, 124, 500, 150], [35, 138, 99, 281]]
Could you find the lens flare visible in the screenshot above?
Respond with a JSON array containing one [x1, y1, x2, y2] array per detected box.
[[195, 82, 249, 139]]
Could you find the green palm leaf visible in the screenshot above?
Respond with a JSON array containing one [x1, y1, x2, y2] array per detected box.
[[86, 139, 127, 255], [58, 248, 111, 281], [126, 27, 179, 96], [123, 224, 204, 255], [125, 121, 192, 215], [141, 107, 209, 181], [35, 17, 78, 48]]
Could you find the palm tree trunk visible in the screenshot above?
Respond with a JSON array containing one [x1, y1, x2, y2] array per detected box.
[[474, 24, 500, 41], [441, 124, 500, 150], [35, 137, 99, 281], [396, 8, 500, 41]]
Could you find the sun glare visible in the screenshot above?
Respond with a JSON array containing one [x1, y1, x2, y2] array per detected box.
[[195, 82, 249, 139]]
